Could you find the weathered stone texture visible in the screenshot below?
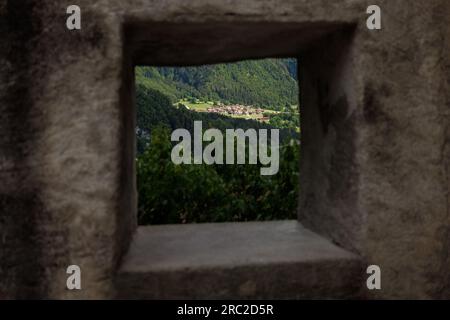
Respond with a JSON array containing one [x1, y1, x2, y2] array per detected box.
[[117, 221, 363, 299], [0, 0, 448, 299], [299, 0, 449, 299], [0, 0, 134, 299]]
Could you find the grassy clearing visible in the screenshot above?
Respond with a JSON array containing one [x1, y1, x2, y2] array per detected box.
[[175, 99, 281, 121], [178, 100, 213, 111]]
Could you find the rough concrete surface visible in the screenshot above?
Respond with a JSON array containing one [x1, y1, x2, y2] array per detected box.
[[0, 0, 449, 299], [116, 221, 363, 299]]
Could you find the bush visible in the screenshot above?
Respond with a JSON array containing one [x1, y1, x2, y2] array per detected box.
[[137, 127, 300, 225]]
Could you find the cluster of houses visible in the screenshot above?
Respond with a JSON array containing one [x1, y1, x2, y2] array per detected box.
[[207, 104, 265, 116]]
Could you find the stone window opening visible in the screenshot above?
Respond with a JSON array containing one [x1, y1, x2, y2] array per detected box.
[[113, 21, 363, 299], [134, 58, 300, 226]]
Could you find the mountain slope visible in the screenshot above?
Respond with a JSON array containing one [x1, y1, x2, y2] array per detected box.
[[135, 84, 298, 154], [135, 58, 298, 110]]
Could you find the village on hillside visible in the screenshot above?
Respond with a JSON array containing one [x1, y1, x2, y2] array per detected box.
[[207, 104, 264, 116], [206, 104, 271, 122], [177, 99, 273, 122]]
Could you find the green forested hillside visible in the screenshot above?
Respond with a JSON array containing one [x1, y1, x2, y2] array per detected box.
[[136, 84, 298, 154], [135, 58, 300, 225], [135, 58, 298, 110], [137, 126, 299, 225]]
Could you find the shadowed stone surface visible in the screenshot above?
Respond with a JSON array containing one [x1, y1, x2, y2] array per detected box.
[[0, 0, 448, 299], [116, 221, 363, 299]]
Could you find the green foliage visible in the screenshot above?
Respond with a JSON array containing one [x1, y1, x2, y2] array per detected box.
[[137, 127, 231, 224], [135, 84, 299, 155], [268, 112, 300, 130], [135, 58, 298, 110], [137, 127, 300, 225], [135, 58, 301, 225]]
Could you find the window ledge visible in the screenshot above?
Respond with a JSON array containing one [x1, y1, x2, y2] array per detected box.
[[116, 220, 363, 299]]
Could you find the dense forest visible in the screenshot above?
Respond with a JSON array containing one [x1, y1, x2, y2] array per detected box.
[[136, 58, 300, 225], [135, 58, 298, 110], [136, 84, 298, 155]]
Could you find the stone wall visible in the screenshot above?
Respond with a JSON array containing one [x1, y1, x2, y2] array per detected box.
[[0, 0, 448, 299], [299, 1, 450, 298]]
